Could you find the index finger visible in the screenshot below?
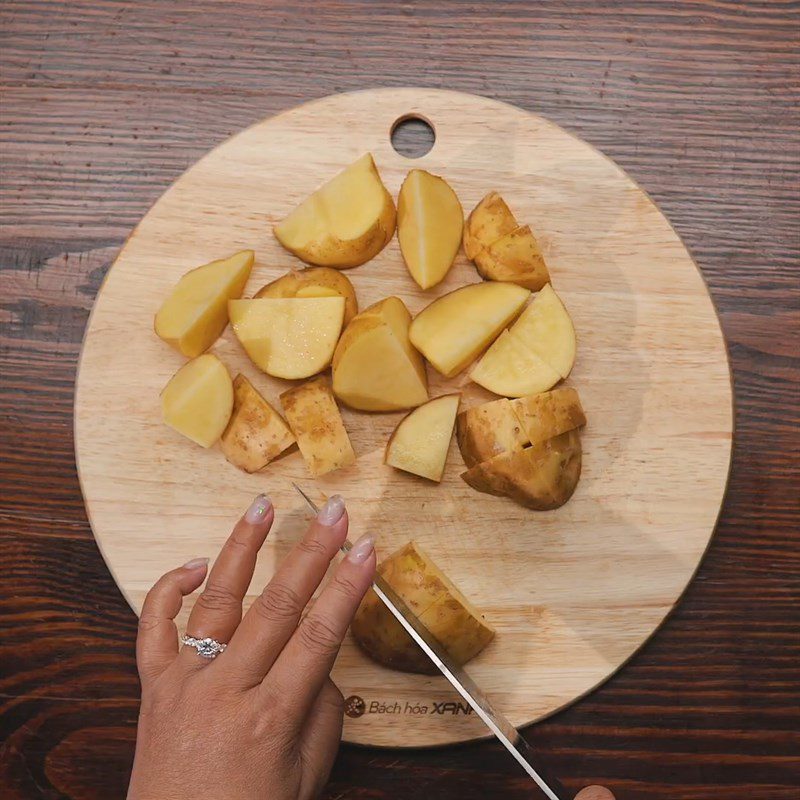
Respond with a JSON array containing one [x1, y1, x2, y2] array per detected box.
[[261, 533, 376, 725]]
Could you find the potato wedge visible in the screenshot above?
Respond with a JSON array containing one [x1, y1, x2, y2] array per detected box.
[[470, 330, 561, 397], [161, 354, 233, 448], [385, 394, 460, 482], [254, 267, 358, 326], [461, 429, 582, 510], [511, 387, 586, 445], [456, 397, 530, 468], [463, 192, 550, 290], [229, 297, 345, 380], [474, 225, 549, 291], [155, 250, 254, 358], [274, 153, 396, 268], [408, 282, 530, 378], [351, 541, 495, 674], [510, 283, 576, 379], [463, 191, 517, 260], [397, 169, 463, 290], [220, 375, 296, 472], [280, 376, 355, 476], [332, 296, 428, 411]]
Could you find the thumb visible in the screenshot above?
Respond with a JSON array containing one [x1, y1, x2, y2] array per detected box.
[[575, 788, 615, 800]]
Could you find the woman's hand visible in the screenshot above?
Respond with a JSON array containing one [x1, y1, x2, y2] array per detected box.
[[128, 491, 615, 800], [128, 493, 376, 800]]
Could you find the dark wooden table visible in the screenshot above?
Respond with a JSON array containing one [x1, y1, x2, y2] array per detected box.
[[2, 2, 798, 798]]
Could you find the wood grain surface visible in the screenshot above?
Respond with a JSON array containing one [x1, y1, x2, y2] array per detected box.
[[73, 87, 733, 748], [1, 0, 798, 797]]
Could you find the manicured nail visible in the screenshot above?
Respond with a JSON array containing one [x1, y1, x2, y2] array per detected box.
[[347, 533, 375, 564], [183, 557, 209, 570], [245, 494, 272, 525], [317, 494, 345, 526]]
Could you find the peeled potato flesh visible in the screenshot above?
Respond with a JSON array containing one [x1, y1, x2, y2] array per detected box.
[[161, 354, 233, 448], [408, 282, 530, 378], [351, 541, 495, 674], [228, 297, 345, 380], [154, 250, 254, 358], [332, 296, 428, 411], [470, 330, 561, 397], [220, 375, 296, 473], [254, 267, 358, 326], [456, 397, 530, 468], [397, 169, 463, 290], [510, 283, 576, 379], [385, 394, 460, 482], [273, 153, 396, 268]]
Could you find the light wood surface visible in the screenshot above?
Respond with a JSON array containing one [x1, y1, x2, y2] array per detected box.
[[74, 88, 733, 748]]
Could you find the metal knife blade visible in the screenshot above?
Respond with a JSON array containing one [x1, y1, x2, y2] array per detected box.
[[292, 482, 566, 800]]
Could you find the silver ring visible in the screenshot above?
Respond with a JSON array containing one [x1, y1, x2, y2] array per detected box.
[[181, 634, 227, 659]]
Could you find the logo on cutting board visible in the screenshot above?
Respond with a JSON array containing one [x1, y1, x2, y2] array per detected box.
[[343, 696, 474, 719], [344, 695, 366, 718]]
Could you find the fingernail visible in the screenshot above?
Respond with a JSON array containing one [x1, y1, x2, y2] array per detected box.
[[317, 494, 345, 526], [183, 557, 209, 570], [347, 533, 374, 564], [245, 494, 272, 525]]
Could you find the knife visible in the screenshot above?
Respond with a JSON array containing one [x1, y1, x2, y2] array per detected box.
[[293, 482, 567, 800]]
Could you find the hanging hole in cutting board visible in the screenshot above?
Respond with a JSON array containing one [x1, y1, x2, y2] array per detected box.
[[390, 114, 435, 158]]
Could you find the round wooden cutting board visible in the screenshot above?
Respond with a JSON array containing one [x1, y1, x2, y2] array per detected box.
[[74, 88, 732, 747]]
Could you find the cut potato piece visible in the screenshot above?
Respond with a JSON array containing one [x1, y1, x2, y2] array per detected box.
[[254, 267, 358, 326], [155, 250, 254, 358], [462, 430, 582, 510], [220, 375, 296, 473], [385, 394, 460, 482], [161, 354, 233, 448], [511, 387, 586, 445], [464, 192, 551, 290], [510, 283, 576, 379], [463, 191, 517, 260], [408, 282, 530, 378], [474, 225, 549, 291], [397, 169, 463, 290], [456, 397, 530, 468], [274, 153, 396, 268], [280, 376, 355, 476], [470, 330, 561, 397], [229, 297, 345, 380], [332, 296, 428, 411], [351, 541, 495, 674]]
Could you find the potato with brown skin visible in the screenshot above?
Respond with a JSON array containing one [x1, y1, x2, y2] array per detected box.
[[456, 397, 530, 468], [254, 267, 358, 326], [463, 192, 517, 260], [351, 542, 495, 674], [461, 429, 582, 510], [474, 225, 549, 291], [511, 387, 586, 445], [464, 192, 550, 290], [220, 375, 296, 473], [280, 376, 355, 476]]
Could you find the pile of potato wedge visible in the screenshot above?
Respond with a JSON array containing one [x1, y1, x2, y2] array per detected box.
[[152, 152, 588, 672]]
